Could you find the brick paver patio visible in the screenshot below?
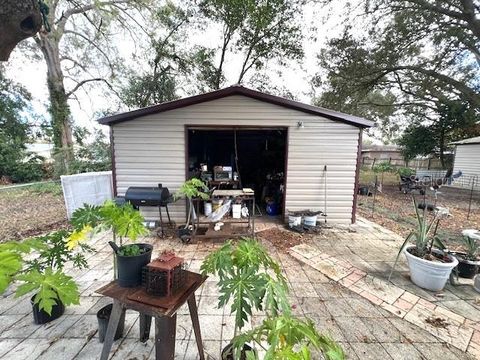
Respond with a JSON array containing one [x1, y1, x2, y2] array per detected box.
[[0, 220, 477, 359]]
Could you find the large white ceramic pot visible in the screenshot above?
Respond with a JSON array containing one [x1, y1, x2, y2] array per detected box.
[[474, 275, 480, 293], [404, 246, 458, 292]]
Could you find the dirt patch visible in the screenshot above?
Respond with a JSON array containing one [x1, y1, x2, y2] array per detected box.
[[257, 227, 312, 251], [0, 185, 67, 242], [425, 316, 449, 328], [358, 184, 480, 247]]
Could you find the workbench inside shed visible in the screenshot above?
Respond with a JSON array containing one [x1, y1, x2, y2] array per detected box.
[[191, 189, 255, 242]]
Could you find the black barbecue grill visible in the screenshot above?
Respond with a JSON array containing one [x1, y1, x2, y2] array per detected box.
[[124, 184, 173, 236]]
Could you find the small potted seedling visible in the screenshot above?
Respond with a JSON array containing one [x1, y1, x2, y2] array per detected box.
[[452, 236, 479, 279]]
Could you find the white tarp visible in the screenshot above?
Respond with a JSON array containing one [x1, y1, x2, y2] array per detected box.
[[61, 171, 113, 219]]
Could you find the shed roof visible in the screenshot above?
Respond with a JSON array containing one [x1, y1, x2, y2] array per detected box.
[[451, 136, 480, 145], [97, 85, 374, 128]]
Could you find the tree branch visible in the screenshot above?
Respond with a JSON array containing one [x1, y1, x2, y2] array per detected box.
[[66, 78, 104, 97]]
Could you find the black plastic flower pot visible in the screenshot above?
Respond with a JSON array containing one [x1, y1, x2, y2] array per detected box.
[[457, 260, 479, 279], [221, 343, 254, 360], [453, 252, 480, 279], [116, 243, 153, 287], [31, 295, 65, 325], [97, 304, 126, 343]]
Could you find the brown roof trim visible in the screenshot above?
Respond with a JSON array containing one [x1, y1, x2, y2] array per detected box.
[[97, 85, 374, 128]]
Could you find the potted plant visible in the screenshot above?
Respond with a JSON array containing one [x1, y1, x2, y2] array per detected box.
[[71, 200, 150, 342], [452, 236, 479, 279], [0, 233, 86, 325], [71, 200, 150, 287], [232, 314, 345, 360], [200, 238, 291, 360], [389, 197, 458, 292], [174, 178, 210, 241]]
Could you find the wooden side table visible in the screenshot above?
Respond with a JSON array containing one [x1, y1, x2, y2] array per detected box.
[[96, 271, 207, 360]]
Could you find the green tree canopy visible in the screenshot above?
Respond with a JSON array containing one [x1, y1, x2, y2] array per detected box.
[[315, 0, 480, 146]]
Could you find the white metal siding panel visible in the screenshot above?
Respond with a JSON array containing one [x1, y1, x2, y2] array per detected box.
[[112, 95, 360, 224], [453, 144, 480, 186]]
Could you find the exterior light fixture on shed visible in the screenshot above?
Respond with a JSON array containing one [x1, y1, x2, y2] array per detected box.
[[297, 121, 304, 129]]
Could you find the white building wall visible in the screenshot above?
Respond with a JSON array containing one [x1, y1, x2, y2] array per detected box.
[[453, 144, 480, 187], [111, 95, 360, 224]]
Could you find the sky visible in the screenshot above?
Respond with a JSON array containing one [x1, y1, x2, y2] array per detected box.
[[4, 1, 359, 139]]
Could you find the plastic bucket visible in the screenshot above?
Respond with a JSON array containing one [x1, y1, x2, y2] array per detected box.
[[232, 204, 242, 219], [304, 215, 317, 227], [204, 202, 212, 216], [288, 215, 302, 227], [266, 202, 278, 216]]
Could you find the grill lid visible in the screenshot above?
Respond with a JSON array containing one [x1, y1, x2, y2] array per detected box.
[[125, 184, 171, 207]]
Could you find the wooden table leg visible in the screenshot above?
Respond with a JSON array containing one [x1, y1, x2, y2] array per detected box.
[[139, 313, 152, 343], [154, 314, 177, 360], [100, 300, 124, 360], [187, 293, 205, 360]]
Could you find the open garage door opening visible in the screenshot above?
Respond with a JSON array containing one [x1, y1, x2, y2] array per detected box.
[[187, 127, 288, 217]]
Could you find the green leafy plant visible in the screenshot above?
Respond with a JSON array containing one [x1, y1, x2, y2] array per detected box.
[[70, 203, 103, 230], [396, 167, 415, 177], [201, 238, 290, 336], [118, 244, 144, 257], [70, 200, 149, 284], [26, 230, 94, 272], [71, 200, 148, 247], [461, 236, 479, 261], [0, 239, 44, 293], [232, 315, 345, 360], [175, 178, 210, 201], [388, 196, 447, 280], [372, 161, 394, 174], [175, 178, 210, 229], [15, 268, 79, 315], [0, 232, 84, 316]]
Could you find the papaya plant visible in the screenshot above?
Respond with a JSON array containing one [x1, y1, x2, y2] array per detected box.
[[70, 200, 148, 247], [201, 238, 290, 337], [15, 268, 80, 316], [0, 239, 43, 293], [0, 230, 88, 316], [232, 314, 345, 360]]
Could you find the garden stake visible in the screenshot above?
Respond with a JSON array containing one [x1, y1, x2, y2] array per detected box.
[[324, 165, 327, 223], [372, 174, 378, 218], [467, 176, 476, 220]]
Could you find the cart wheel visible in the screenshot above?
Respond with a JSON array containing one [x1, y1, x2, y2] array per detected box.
[[180, 235, 191, 244]]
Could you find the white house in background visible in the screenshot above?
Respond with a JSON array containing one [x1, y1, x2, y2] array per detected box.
[[25, 143, 54, 160], [97, 85, 373, 224], [452, 136, 480, 187]]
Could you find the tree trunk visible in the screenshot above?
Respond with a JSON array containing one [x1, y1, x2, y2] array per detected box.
[[36, 32, 74, 172], [0, 0, 42, 61]]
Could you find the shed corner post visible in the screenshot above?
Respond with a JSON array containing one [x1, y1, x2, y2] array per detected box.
[[351, 128, 363, 224], [110, 125, 117, 197]]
